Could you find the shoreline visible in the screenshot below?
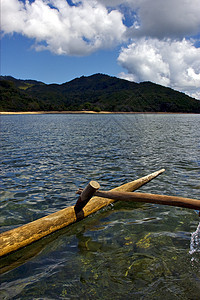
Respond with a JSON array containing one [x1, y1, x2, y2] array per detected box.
[[0, 111, 198, 115]]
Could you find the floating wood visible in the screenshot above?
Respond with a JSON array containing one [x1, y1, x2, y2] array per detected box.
[[0, 169, 164, 257], [93, 190, 200, 210]]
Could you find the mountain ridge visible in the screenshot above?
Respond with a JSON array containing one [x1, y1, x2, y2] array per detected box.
[[1, 73, 200, 113]]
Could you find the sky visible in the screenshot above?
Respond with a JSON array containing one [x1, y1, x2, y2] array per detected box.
[[1, 0, 200, 99]]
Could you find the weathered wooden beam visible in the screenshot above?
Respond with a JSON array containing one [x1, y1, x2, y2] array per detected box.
[[94, 190, 200, 210], [0, 169, 165, 257]]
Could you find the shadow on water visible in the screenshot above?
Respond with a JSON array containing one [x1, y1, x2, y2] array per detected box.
[[0, 202, 142, 275]]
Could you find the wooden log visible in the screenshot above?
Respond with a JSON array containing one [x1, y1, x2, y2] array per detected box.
[[94, 190, 200, 210], [0, 169, 165, 257], [74, 181, 100, 216]]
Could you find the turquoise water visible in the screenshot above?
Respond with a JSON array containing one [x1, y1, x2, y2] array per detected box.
[[0, 113, 200, 299]]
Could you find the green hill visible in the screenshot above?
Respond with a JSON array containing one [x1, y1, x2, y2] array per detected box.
[[0, 79, 43, 111], [0, 74, 200, 113]]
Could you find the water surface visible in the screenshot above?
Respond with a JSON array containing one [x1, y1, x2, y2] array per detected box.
[[0, 113, 200, 299]]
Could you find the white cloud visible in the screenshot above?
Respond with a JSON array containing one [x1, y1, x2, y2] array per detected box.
[[99, 0, 200, 39], [1, 0, 200, 99], [129, 0, 200, 39], [1, 0, 126, 55], [118, 39, 170, 86], [1, 0, 26, 33], [118, 38, 200, 99], [2, 0, 199, 53]]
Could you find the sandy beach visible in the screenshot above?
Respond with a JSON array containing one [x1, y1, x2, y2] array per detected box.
[[0, 111, 111, 115], [0, 111, 194, 115]]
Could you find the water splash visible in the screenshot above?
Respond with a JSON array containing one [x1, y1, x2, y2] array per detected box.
[[189, 222, 200, 261]]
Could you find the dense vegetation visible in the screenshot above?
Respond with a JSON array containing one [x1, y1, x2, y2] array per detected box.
[[1, 74, 200, 112]]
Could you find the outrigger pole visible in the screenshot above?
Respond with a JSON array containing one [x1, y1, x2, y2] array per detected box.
[[0, 169, 165, 258], [92, 190, 200, 210]]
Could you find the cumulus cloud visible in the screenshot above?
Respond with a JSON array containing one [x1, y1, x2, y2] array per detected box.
[[99, 0, 200, 39], [2, 0, 200, 53], [118, 38, 200, 99], [1, 0, 200, 98], [127, 0, 200, 39], [1, 0, 126, 55]]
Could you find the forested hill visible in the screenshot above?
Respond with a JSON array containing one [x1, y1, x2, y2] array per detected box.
[[1, 74, 200, 113]]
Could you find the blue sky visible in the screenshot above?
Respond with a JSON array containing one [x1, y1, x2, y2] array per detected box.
[[1, 0, 200, 99], [1, 33, 123, 83]]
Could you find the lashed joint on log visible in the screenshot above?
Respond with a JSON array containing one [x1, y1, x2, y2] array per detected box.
[[74, 181, 100, 218]]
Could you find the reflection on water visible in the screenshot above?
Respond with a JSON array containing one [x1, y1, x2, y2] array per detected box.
[[0, 113, 200, 299]]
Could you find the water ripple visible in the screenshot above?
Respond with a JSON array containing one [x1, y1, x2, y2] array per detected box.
[[0, 113, 199, 299]]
